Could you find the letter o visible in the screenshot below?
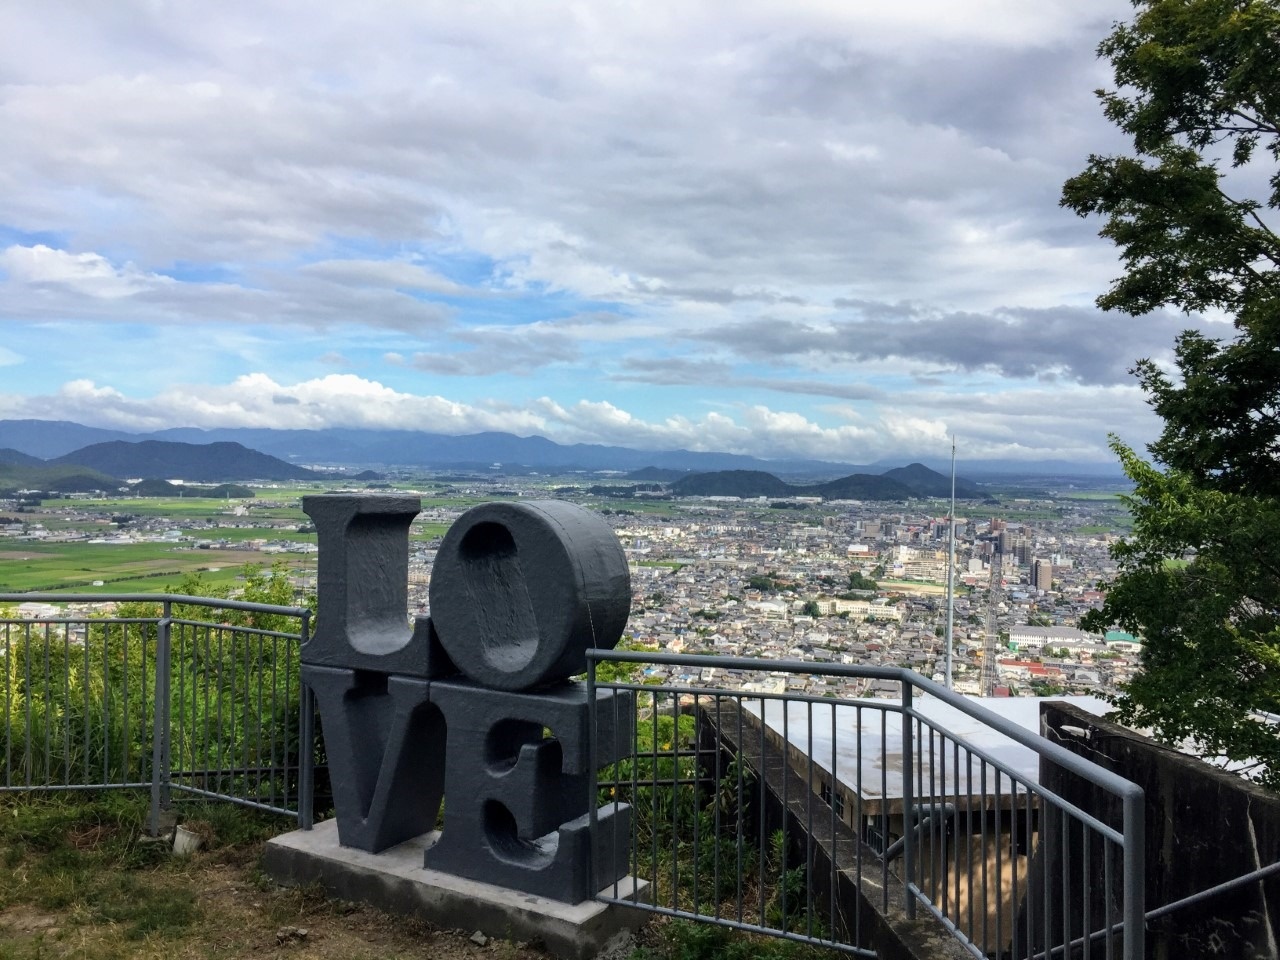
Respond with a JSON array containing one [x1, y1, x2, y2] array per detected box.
[[429, 500, 631, 690]]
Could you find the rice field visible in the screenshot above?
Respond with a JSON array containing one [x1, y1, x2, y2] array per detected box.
[[0, 541, 310, 594]]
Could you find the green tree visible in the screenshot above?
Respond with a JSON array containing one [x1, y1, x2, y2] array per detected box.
[[1063, 0, 1280, 782], [847, 570, 878, 592]]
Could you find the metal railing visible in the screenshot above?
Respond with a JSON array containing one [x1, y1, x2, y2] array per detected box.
[[0, 597, 1146, 958], [587, 650, 1146, 960], [0, 594, 314, 833]]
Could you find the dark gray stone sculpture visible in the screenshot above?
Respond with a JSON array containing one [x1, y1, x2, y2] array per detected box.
[[301, 494, 635, 903], [302, 494, 454, 677], [302, 495, 456, 853], [305, 667, 445, 853], [423, 678, 634, 903], [429, 499, 632, 691]]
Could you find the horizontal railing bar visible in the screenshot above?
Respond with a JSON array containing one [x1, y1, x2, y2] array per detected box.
[[1147, 858, 1280, 922], [0, 782, 155, 792], [591, 648, 904, 681], [0, 593, 309, 617], [171, 767, 298, 778], [594, 896, 876, 956], [598, 679, 906, 715], [906, 888, 985, 959], [0, 618, 159, 626], [1034, 858, 1280, 960], [169, 619, 302, 640], [596, 676, 1124, 842], [907, 709, 1125, 844], [168, 782, 297, 818], [1, 617, 302, 641], [591, 649, 1143, 803]]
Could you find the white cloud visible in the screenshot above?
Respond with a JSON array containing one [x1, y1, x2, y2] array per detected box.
[[0, 0, 1166, 465], [0, 375, 545, 435], [0, 1, 1133, 311], [0, 243, 453, 333], [0, 374, 1151, 464], [300, 259, 471, 297], [0, 244, 169, 299]]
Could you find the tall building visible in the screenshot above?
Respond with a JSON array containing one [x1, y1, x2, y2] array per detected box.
[[1032, 559, 1054, 592]]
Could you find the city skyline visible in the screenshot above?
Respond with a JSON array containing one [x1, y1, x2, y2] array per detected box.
[[0, 1, 1225, 464]]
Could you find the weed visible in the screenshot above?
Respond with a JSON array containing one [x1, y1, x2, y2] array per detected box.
[[647, 920, 830, 960], [95, 874, 197, 939]]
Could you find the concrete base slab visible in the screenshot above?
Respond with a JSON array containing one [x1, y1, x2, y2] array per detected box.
[[262, 820, 650, 960]]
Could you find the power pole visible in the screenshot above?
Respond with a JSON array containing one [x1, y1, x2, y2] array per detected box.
[[945, 436, 956, 690]]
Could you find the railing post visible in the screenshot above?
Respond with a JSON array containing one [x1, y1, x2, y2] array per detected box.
[[901, 677, 916, 919], [586, 653, 598, 898], [298, 611, 315, 830], [1122, 786, 1145, 959], [148, 601, 173, 837]]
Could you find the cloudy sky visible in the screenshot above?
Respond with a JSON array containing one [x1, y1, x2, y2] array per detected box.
[[0, 0, 1219, 465]]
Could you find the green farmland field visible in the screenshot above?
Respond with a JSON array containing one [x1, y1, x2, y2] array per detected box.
[[0, 541, 313, 594], [42, 497, 243, 520], [181, 527, 313, 543]]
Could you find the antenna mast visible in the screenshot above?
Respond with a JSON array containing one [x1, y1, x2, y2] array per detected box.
[[946, 436, 956, 690]]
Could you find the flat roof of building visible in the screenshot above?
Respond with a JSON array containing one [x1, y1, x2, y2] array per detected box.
[[744, 694, 1109, 809]]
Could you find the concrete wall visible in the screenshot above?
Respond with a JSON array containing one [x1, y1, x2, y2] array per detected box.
[[1040, 702, 1280, 960]]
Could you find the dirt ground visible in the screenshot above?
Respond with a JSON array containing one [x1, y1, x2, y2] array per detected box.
[[0, 827, 655, 960]]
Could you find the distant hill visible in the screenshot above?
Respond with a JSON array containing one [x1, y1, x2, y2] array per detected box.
[[43, 473, 118, 494], [0, 420, 136, 459], [811, 474, 914, 500], [54, 441, 321, 482], [671, 470, 795, 498], [627, 467, 692, 482], [0, 418, 1124, 479], [140, 426, 864, 474], [881, 463, 982, 498], [129, 479, 256, 498], [202, 484, 256, 499], [0, 448, 43, 466], [670, 463, 977, 501], [0, 421, 863, 475], [0, 463, 119, 495]]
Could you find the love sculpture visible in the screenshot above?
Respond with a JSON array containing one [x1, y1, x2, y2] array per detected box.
[[300, 495, 634, 904]]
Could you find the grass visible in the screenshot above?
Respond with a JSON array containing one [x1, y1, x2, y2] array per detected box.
[[1073, 523, 1129, 535], [181, 527, 312, 543], [409, 523, 450, 542], [0, 792, 493, 959], [0, 793, 270, 958], [40, 499, 243, 520], [0, 542, 313, 594], [0, 793, 828, 960]]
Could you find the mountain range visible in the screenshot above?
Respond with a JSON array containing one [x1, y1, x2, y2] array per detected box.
[[50, 440, 320, 482], [0, 438, 318, 490], [0, 435, 981, 502], [0, 419, 1124, 479], [670, 464, 982, 501]]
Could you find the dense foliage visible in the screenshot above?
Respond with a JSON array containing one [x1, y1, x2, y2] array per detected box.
[[1, 563, 312, 801], [1063, 0, 1280, 780]]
